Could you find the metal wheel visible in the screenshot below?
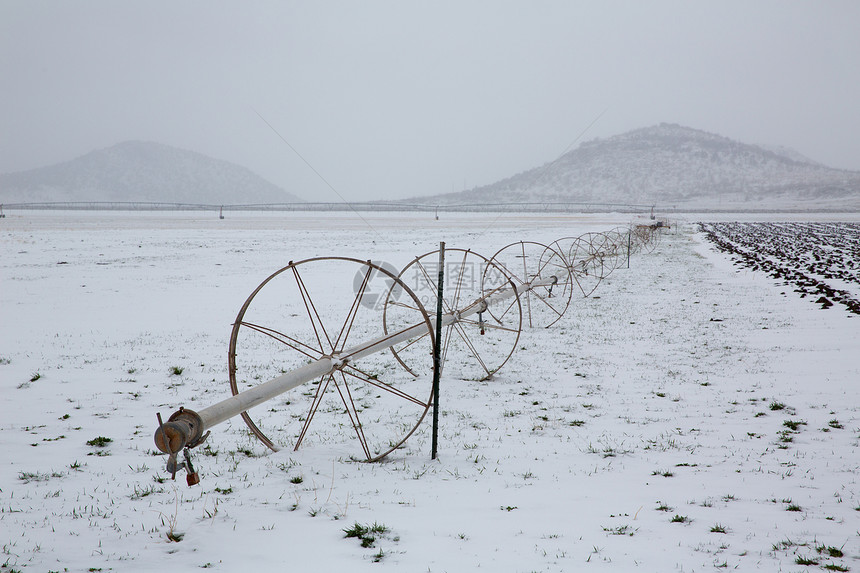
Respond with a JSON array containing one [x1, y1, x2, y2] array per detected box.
[[486, 241, 573, 328], [228, 257, 435, 462], [634, 224, 661, 253], [385, 248, 523, 381], [563, 233, 618, 296], [602, 227, 632, 265], [550, 235, 598, 297]]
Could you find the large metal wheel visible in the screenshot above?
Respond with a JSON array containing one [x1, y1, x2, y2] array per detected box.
[[486, 241, 573, 328], [385, 248, 523, 381], [228, 257, 435, 462]]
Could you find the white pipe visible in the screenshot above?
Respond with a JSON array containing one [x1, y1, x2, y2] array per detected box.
[[198, 358, 335, 429]]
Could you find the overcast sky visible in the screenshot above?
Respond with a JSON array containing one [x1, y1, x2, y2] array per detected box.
[[2, 1, 858, 201]]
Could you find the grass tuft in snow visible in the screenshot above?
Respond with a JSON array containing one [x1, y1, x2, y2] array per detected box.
[[166, 531, 184, 543], [602, 525, 635, 536], [777, 430, 794, 443], [86, 436, 112, 447], [815, 545, 845, 558], [129, 484, 162, 499], [343, 522, 389, 548], [18, 471, 64, 483], [772, 539, 800, 551]]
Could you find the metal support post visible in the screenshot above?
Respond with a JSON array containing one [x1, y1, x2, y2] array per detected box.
[[431, 241, 445, 460], [627, 231, 632, 269]]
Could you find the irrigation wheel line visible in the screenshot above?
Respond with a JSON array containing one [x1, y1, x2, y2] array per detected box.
[[153, 225, 670, 474]]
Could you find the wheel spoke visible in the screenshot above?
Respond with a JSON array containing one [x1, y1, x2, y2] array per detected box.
[[450, 319, 491, 376], [520, 244, 534, 327], [543, 261, 569, 273], [334, 264, 372, 352], [459, 317, 520, 334], [520, 242, 529, 282], [392, 329, 431, 353], [341, 366, 429, 408], [386, 300, 423, 312], [440, 322, 456, 374], [496, 295, 520, 322], [291, 265, 333, 353], [535, 250, 557, 277], [449, 250, 470, 314], [415, 258, 458, 316], [333, 372, 371, 460], [529, 289, 565, 318], [239, 321, 324, 361], [294, 375, 332, 451], [413, 259, 437, 298]]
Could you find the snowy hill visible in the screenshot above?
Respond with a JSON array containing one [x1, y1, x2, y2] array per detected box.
[[411, 124, 860, 211], [0, 141, 304, 205]]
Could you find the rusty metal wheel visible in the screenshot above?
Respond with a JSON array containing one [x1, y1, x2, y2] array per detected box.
[[550, 235, 597, 297], [385, 248, 522, 381], [228, 257, 435, 462], [636, 224, 661, 253], [486, 241, 573, 328], [629, 225, 652, 254], [602, 227, 632, 266]]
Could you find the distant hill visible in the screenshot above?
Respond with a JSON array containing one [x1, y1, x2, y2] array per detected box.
[[0, 141, 303, 205], [407, 124, 860, 211]]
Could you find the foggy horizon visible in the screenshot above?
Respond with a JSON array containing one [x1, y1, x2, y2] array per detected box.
[[2, 1, 859, 201]]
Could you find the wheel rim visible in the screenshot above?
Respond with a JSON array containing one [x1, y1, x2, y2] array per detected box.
[[228, 257, 435, 461], [486, 241, 573, 329], [385, 248, 523, 381]]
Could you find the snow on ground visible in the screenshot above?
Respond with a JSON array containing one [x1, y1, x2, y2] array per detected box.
[[1, 211, 858, 572]]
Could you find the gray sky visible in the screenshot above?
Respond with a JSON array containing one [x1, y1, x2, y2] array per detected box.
[[2, 1, 858, 201]]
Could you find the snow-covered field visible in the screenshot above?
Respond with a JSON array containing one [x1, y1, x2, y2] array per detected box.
[[1, 210, 858, 572]]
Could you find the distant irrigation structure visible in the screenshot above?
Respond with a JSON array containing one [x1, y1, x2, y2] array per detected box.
[[1, 201, 656, 214], [150, 220, 669, 485]]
